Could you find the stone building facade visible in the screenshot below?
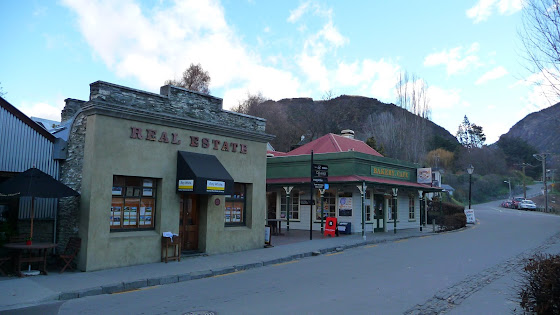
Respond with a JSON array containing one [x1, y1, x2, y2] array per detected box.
[[58, 81, 273, 271]]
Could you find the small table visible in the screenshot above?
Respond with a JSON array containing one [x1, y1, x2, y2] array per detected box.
[[161, 235, 181, 263], [267, 219, 285, 235], [3, 242, 57, 277]]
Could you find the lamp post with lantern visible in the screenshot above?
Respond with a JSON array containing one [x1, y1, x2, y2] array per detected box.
[[467, 164, 474, 209]]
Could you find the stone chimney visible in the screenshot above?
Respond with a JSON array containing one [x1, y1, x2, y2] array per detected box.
[[340, 129, 355, 139], [61, 98, 85, 122]]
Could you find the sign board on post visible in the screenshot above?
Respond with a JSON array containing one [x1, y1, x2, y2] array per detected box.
[[313, 164, 329, 171], [464, 209, 476, 224], [264, 225, 272, 246], [312, 164, 328, 184], [417, 168, 432, 184]]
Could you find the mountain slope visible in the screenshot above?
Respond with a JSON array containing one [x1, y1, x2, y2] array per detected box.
[[500, 102, 560, 154], [259, 95, 458, 155]]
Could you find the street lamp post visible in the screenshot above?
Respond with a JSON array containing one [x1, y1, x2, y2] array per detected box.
[[504, 180, 511, 199], [467, 164, 474, 209]]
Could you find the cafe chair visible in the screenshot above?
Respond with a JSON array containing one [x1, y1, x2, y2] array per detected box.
[[58, 237, 81, 273]]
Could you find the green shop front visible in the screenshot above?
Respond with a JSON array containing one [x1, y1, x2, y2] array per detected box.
[[266, 150, 441, 234]]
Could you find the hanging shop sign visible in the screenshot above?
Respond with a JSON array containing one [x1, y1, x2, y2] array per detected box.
[[417, 168, 432, 184]]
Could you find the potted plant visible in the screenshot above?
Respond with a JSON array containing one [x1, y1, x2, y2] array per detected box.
[[26, 236, 32, 245]]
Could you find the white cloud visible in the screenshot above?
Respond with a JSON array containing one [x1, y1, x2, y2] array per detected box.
[[424, 43, 482, 75], [466, 0, 523, 23], [19, 100, 64, 122], [287, 2, 310, 23], [62, 0, 303, 109], [475, 66, 509, 85], [60, 0, 400, 110], [334, 59, 401, 101], [427, 86, 470, 109]]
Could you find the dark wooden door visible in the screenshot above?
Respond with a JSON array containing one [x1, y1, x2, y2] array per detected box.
[[374, 194, 385, 232], [180, 195, 199, 251]]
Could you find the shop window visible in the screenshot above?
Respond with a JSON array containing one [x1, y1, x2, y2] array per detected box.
[[316, 191, 336, 221], [388, 197, 397, 222], [225, 183, 246, 226], [280, 190, 299, 220], [365, 191, 372, 222], [337, 192, 353, 217], [409, 195, 415, 220], [111, 176, 156, 231]]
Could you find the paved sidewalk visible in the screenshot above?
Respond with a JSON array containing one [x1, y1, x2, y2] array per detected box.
[[0, 227, 438, 312]]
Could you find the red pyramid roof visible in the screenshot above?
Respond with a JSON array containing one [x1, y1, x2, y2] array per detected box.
[[285, 133, 383, 157]]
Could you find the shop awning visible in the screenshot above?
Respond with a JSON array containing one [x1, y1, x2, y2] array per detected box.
[[177, 151, 234, 195], [267, 175, 442, 192]]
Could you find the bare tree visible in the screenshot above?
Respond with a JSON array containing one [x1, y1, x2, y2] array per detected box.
[[0, 82, 5, 97], [165, 63, 211, 94], [322, 89, 335, 101], [363, 112, 401, 158], [520, 0, 560, 99], [393, 71, 431, 162], [231, 92, 268, 115]]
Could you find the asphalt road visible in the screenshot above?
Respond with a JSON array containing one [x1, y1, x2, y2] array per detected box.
[[19, 187, 560, 315]]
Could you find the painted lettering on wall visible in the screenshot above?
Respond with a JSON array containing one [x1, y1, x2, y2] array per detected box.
[[371, 166, 410, 179], [130, 127, 247, 153]]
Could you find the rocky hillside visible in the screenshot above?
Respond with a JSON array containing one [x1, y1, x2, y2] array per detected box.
[[500, 102, 560, 154], [259, 95, 458, 156]]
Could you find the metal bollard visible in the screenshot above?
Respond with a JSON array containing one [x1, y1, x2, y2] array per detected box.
[[432, 219, 436, 232]]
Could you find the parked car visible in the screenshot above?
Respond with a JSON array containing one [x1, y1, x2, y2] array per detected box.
[[511, 197, 524, 209], [501, 200, 512, 208], [518, 200, 537, 210]]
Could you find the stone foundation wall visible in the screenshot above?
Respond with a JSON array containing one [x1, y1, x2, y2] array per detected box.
[[57, 112, 87, 253]]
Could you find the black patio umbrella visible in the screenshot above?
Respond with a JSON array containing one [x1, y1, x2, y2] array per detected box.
[[0, 167, 79, 241]]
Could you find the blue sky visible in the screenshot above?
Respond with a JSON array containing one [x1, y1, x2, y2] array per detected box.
[[1, 0, 557, 144]]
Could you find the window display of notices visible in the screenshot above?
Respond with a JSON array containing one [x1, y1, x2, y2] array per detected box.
[[225, 206, 232, 223], [111, 175, 157, 231], [139, 199, 154, 228], [112, 187, 123, 196], [224, 183, 247, 225], [124, 198, 140, 227], [111, 198, 124, 227]]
